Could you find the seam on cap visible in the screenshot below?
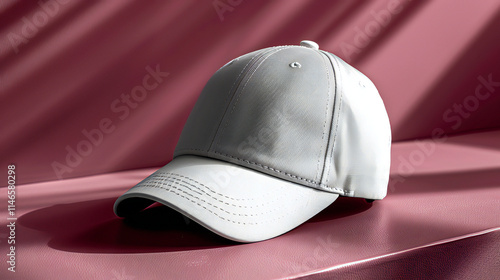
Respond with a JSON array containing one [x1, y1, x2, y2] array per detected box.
[[213, 150, 319, 184], [327, 56, 343, 187], [134, 175, 298, 225], [138, 175, 280, 208], [175, 149, 347, 195], [207, 49, 269, 152], [316, 50, 332, 182], [214, 46, 291, 151], [210, 47, 286, 152], [164, 172, 261, 202], [176, 148, 321, 185], [153, 184, 279, 224], [138, 176, 280, 210]]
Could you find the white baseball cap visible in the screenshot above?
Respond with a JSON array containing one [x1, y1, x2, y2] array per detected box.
[[114, 40, 391, 242]]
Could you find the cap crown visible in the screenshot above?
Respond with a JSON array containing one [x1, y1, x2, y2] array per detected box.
[[175, 45, 391, 199]]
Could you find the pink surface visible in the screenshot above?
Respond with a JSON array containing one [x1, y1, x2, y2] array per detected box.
[[1, 131, 500, 279], [1, 0, 500, 279]]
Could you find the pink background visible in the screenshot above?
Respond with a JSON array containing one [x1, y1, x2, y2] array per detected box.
[[0, 0, 499, 279]]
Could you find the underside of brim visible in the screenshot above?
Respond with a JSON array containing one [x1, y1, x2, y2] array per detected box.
[[114, 155, 338, 242]]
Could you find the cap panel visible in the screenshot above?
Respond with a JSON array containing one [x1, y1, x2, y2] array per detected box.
[[321, 53, 391, 199], [211, 47, 335, 187], [174, 49, 268, 155]]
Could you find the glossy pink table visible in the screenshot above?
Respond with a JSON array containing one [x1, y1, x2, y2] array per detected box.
[[2, 130, 499, 279]]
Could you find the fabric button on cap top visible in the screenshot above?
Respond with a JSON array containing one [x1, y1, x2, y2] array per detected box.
[[300, 40, 319, 50]]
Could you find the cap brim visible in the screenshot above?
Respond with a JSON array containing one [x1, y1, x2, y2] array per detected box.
[[114, 155, 338, 242]]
